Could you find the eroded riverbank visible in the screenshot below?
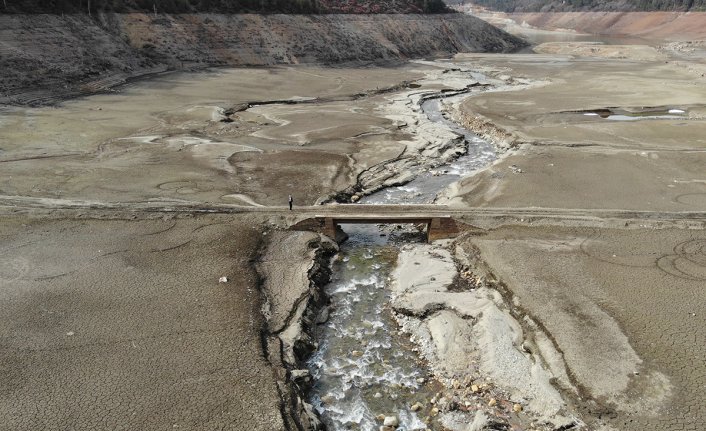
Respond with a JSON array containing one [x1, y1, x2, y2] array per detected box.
[[282, 64, 587, 430]]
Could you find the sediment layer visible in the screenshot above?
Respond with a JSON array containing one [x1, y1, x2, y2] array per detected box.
[[507, 11, 706, 40]]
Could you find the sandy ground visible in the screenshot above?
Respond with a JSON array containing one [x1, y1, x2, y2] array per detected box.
[[442, 49, 706, 213], [0, 66, 424, 207], [435, 25, 706, 431], [0, 213, 287, 430], [463, 226, 706, 430], [391, 244, 576, 430]]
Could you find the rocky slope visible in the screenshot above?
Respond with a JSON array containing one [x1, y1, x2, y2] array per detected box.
[[0, 13, 525, 105], [1, 0, 449, 14]]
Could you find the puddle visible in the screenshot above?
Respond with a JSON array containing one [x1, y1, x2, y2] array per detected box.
[[577, 107, 688, 121]]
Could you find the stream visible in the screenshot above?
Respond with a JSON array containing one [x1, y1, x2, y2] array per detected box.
[[308, 225, 432, 430], [308, 80, 496, 430], [361, 92, 496, 205]]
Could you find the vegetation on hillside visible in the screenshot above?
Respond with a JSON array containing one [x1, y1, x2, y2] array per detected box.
[[0, 0, 451, 14], [468, 0, 706, 12]]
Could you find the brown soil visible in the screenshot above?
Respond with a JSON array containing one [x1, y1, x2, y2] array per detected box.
[[506, 11, 706, 41], [0, 214, 289, 430]]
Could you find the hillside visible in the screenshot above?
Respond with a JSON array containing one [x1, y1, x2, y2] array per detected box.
[[0, 13, 526, 105], [468, 0, 706, 12], [486, 11, 706, 40], [0, 0, 450, 14]]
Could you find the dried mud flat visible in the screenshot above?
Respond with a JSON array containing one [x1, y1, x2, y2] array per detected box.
[[439, 39, 706, 431], [2, 28, 706, 431]]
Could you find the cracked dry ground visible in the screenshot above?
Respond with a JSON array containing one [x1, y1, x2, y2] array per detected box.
[[0, 214, 286, 431]]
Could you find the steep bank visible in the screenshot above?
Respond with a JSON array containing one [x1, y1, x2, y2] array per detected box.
[[503, 11, 706, 40], [0, 13, 526, 106], [258, 231, 338, 430]]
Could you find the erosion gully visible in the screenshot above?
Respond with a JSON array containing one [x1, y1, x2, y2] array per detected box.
[[307, 75, 496, 430]]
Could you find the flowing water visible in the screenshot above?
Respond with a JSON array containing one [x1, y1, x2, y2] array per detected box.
[[308, 84, 496, 430], [362, 93, 497, 205], [308, 225, 434, 430]]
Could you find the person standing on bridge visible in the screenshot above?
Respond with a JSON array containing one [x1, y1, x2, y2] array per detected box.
[[288, 194, 293, 211]]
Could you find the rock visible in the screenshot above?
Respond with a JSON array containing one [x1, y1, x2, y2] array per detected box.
[[448, 397, 460, 411], [411, 402, 423, 412], [351, 350, 363, 357], [351, 194, 360, 202], [290, 369, 310, 381], [316, 306, 330, 324], [488, 398, 497, 407], [430, 407, 439, 416], [468, 411, 489, 431], [376, 414, 386, 421], [513, 403, 522, 413], [383, 416, 399, 427], [471, 384, 479, 393], [374, 392, 383, 398], [218, 276, 228, 283]]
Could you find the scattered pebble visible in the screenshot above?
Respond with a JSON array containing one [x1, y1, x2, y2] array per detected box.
[[383, 416, 399, 427], [218, 276, 228, 283]]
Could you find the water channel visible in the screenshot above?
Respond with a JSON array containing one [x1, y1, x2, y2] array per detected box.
[[308, 83, 496, 430]]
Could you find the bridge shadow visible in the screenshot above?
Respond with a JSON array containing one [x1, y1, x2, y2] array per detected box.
[[291, 215, 468, 243]]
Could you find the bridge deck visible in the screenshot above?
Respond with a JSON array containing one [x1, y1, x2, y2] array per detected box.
[[317, 215, 450, 224], [294, 211, 462, 243]]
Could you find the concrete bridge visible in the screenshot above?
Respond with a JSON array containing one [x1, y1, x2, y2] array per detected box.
[[290, 207, 469, 242]]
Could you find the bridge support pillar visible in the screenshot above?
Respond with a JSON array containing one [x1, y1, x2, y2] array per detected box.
[[427, 217, 459, 242], [323, 217, 337, 240], [426, 217, 441, 243]]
